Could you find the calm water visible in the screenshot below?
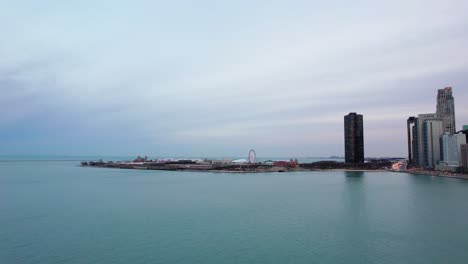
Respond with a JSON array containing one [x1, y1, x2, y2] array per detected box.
[[1, 161, 468, 264]]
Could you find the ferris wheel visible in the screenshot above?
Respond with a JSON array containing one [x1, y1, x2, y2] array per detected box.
[[248, 149, 256, 164]]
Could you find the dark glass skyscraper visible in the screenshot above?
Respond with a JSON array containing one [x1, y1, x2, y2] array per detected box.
[[344, 113, 364, 163], [461, 144, 468, 173], [407, 116, 417, 165]]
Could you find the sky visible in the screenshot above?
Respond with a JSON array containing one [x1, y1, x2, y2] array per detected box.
[[1, 0, 467, 158]]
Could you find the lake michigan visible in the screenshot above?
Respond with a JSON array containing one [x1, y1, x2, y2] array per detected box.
[[2, 160, 468, 263]]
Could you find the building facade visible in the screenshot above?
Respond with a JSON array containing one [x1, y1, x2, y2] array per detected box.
[[461, 144, 468, 173], [459, 126, 468, 143], [415, 113, 437, 166], [440, 133, 467, 166], [423, 119, 444, 168], [436, 87, 456, 134], [344, 113, 364, 163], [407, 117, 417, 165]]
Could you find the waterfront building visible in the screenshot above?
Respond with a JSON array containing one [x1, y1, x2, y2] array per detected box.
[[439, 133, 467, 166], [436, 87, 456, 134], [407, 117, 417, 165], [423, 119, 444, 168], [344, 113, 364, 163], [414, 113, 436, 166], [407, 88, 458, 168], [461, 144, 468, 173], [459, 126, 468, 142]]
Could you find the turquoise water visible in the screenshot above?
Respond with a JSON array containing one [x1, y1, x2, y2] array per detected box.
[[1, 161, 468, 264]]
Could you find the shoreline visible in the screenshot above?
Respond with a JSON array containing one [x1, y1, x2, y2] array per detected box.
[[315, 169, 387, 172], [391, 169, 468, 180], [80, 158, 396, 173], [81, 163, 388, 173], [209, 169, 387, 173]]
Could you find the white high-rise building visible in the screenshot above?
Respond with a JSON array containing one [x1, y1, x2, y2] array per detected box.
[[440, 133, 467, 166]]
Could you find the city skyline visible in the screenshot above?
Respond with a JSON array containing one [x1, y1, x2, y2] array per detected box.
[[1, 1, 468, 157], [407, 87, 467, 172]]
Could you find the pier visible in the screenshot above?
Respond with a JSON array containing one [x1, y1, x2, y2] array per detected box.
[[80, 157, 394, 173]]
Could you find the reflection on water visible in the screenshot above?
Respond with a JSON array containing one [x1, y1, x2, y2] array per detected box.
[[341, 171, 371, 261], [343, 171, 367, 222], [344, 171, 365, 178]]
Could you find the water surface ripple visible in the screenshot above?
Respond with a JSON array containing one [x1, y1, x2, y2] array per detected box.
[[1, 161, 468, 264]]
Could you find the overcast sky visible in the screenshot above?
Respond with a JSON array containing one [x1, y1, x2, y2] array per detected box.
[[1, 0, 467, 158]]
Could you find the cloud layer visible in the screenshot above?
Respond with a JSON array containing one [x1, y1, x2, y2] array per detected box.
[[1, 0, 468, 157]]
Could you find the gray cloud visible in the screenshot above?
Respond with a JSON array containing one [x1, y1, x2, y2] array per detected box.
[[1, 0, 467, 157]]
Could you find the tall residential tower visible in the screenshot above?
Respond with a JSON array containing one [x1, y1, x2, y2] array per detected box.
[[414, 113, 437, 166], [422, 119, 444, 168], [461, 144, 468, 173], [344, 113, 364, 163], [436, 87, 456, 134]]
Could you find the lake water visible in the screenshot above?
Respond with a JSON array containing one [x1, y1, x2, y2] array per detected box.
[[1, 161, 468, 264]]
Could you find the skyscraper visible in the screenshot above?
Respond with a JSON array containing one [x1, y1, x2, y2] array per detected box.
[[440, 133, 466, 166], [407, 117, 417, 165], [461, 144, 468, 173], [415, 113, 437, 166], [436, 87, 456, 134], [423, 119, 444, 168], [344, 113, 364, 163], [459, 125, 468, 143]]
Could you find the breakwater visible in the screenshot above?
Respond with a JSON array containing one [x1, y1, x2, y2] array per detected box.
[[81, 161, 303, 173], [81, 159, 393, 173]]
